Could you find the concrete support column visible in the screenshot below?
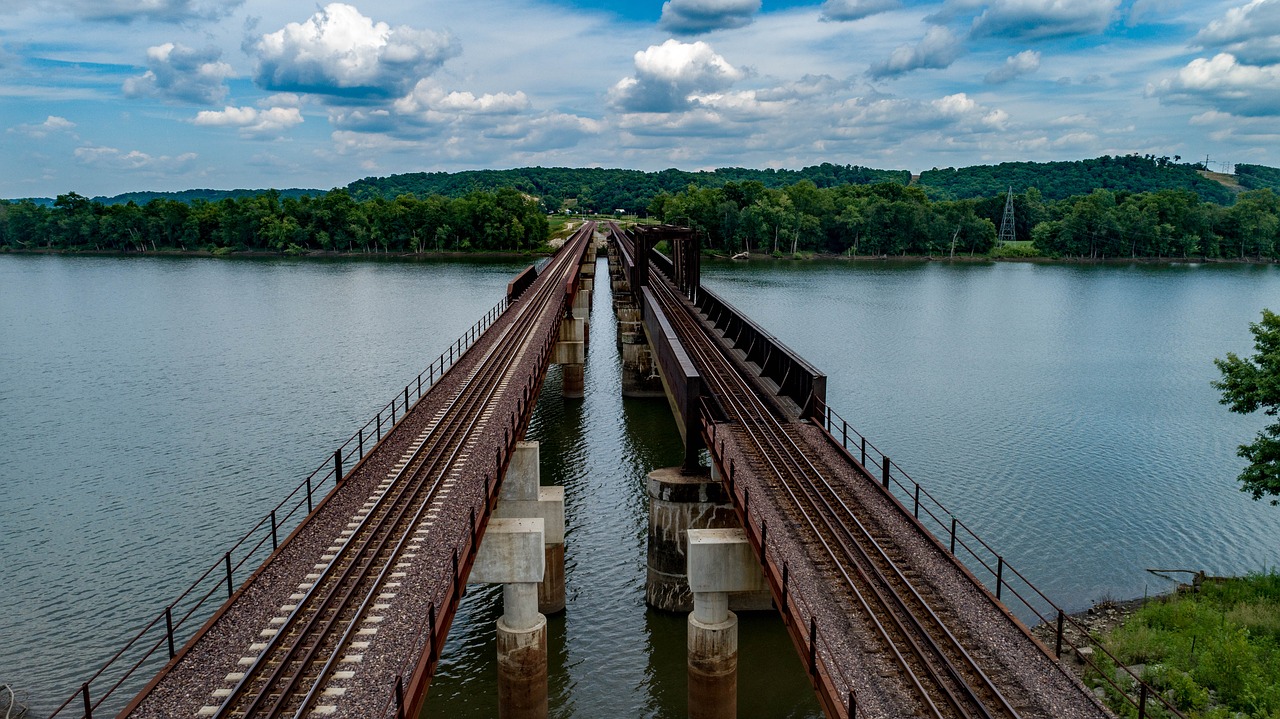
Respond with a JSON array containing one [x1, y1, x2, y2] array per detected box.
[[620, 323, 664, 398], [470, 518, 548, 719], [573, 288, 592, 346], [686, 529, 769, 719], [554, 317, 585, 399], [688, 604, 737, 719], [646, 468, 739, 612], [494, 442, 566, 614], [497, 583, 547, 719]]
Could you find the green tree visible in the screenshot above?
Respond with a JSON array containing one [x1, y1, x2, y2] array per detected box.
[[1213, 309, 1280, 504]]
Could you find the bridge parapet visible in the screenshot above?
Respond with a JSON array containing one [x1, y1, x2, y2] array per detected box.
[[507, 265, 538, 301], [696, 287, 826, 419], [641, 286, 703, 471], [647, 247, 825, 420]]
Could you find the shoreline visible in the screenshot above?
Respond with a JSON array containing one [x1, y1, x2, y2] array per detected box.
[[0, 248, 553, 261], [706, 251, 1280, 265], [4, 246, 1278, 266]]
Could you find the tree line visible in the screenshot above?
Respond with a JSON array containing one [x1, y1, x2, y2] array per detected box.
[[916, 154, 1235, 203], [0, 187, 549, 254], [344, 155, 1258, 212], [346, 164, 910, 216], [649, 180, 1280, 260]]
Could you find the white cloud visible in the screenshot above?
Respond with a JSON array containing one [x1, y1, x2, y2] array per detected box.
[[969, 0, 1121, 39], [1051, 113, 1096, 127], [754, 74, 847, 102], [820, 0, 899, 22], [394, 83, 531, 118], [193, 106, 304, 136], [984, 50, 1041, 84], [123, 43, 233, 105], [46, 0, 241, 23], [73, 145, 197, 172], [9, 115, 77, 138], [491, 113, 604, 152], [250, 3, 457, 101], [658, 0, 761, 35], [610, 40, 745, 113], [1154, 53, 1280, 116], [868, 26, 964, 78], [1188, 109, 1280, 145], [1194, 0, 1280, 65]]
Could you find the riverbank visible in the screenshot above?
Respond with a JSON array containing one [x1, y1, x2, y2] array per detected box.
[[0, 247, 554, 260], [6, 245, 1277, 265], [705, 251, 1280, 265], [1033, 572, 1280, 718]]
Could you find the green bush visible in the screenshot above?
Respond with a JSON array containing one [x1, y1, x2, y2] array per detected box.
[[1096, 572, 1280, 718], [989, 241, 1041, 258]]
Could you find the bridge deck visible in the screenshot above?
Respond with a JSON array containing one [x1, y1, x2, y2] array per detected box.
[[123, 225, 593, 719], [609, 222, 1111, 719]]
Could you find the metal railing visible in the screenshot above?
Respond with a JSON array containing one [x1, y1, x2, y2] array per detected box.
[[49, 298, 511, 719], [810, 395, 1186, 719]]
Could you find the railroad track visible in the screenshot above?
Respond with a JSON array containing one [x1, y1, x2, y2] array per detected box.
[[209, 223, 595, 719], [625, 225, 1020, 719]]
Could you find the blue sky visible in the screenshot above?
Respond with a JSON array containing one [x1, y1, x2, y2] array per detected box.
[[2, 0, 1278, 197]]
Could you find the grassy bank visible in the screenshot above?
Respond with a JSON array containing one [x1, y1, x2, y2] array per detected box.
[[1089, 572, 1280, 718]]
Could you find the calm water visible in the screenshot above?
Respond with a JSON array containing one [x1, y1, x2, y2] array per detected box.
[[700, 259, 1280, 607], [2, 254, 1279, 715]]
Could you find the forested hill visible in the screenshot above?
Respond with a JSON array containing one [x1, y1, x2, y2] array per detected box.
[[1236, 164, 1280, 192], [916, 155, 1235, 203], [94, 188, 321, 205], [345, 164, 911, 215]]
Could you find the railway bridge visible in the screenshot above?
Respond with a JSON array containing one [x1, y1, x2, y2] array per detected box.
[[50, 220, 1180, 719]]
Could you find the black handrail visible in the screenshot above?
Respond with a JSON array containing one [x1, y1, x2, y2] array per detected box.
[[810, 395, 1186, 719]]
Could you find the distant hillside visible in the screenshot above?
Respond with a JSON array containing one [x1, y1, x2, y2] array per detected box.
[[917, 155, 1235, 204], [345, 164, 912, 214], [93, 188, 322, 205], [1235, 164, 1280, 193]]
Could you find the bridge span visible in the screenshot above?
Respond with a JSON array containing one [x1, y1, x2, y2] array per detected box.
[[49, 217, 1185, 719], [605, 221, 1154, 719], [97, 223, 596, 719]]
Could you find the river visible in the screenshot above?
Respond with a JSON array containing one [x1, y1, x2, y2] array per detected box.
[[2, 253, 1278, 717]]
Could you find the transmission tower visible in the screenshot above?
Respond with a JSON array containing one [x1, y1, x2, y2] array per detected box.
[[998, 186, 1016, 246]]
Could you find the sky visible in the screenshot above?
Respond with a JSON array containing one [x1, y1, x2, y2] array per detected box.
[[2, 0, 1278, 197]]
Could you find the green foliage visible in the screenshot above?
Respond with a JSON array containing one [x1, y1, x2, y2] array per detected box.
[[346, 164, 910, 215], [648, 180, 997, 256], [1095, 573, 1280, 718], [93, 188, 319, 205], [989, 241, 1040, 258], [1214, 310, 1280, 504], [1028, 187, 1280, 260], [918, 155, 1234, 203], [0, 187, 548, 254], [1237, 164, 1280, 193]]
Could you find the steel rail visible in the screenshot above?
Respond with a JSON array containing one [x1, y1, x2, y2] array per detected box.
[[645, 258, 1018, 719], [213, 223, 595, 718], [288, 226, 592, 718], [645, 272, 951, 717]]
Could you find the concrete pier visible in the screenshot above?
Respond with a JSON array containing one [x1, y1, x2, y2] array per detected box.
[[686, 528, 769, 719], [493, 442, 566, 614], [619, 313, 664, 397], [645, 467, 770, 612], [554, 317, 585, 399], [470, 518, 548, 719]]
